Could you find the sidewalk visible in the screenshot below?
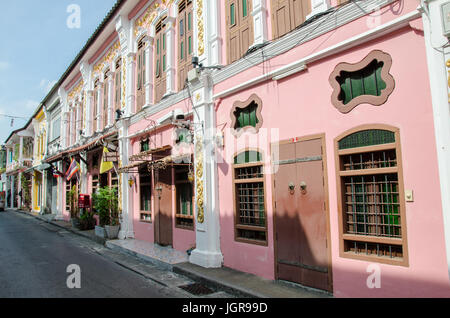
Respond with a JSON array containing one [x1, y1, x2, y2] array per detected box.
[[15, 209, 331, 298]]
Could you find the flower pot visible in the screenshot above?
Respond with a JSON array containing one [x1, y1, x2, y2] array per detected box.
[[105, 225, 120, 239], [71, 218, 80, 228], [95, 225, 106, 238]]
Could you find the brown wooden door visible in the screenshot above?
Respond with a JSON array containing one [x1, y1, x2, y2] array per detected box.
[[177, 0, 194, 91], [154, 18, 167, 103], [273, 136, 331, 292], [154, 167, 173, 246], [271, 0, 311, 39], [136, 40, 145, 112], [226, 0, 253, 64]]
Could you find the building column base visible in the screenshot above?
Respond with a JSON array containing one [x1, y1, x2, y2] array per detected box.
[[118, 230, 135, 240], [189, 249, 223, 268]]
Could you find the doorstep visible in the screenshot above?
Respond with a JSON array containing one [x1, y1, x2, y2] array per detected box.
[[106, 238, 332, 298], [106, 239, 189, 272]]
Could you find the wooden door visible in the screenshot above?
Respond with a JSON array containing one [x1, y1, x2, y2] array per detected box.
[[177, 0, 194, 91], [273, 135, 331, 292], [136, 40, 145, 112], [154, 167, 173, 246], [154, 18, 167, 103], [226, 0, 253, 64], [271, 0, 311, 39]]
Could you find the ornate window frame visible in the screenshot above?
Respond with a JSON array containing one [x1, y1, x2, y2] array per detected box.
[[334, 124, 409, 266], [230, 94, 263, 137], [329, 50, 395, 114]]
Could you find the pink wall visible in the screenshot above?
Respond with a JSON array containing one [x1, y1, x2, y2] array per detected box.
[[128, 100, 196, 253], [214, 2, 450, 297]]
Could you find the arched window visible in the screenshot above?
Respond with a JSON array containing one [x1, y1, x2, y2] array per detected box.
[[136, 39, 146, 112], [226, 0, 253, 64], [335, 126, 408, 265], [233, 150, 267, 245], [271, 0, 311, 39], [155, 17, 167, 103], [177, 0, 194, 91]]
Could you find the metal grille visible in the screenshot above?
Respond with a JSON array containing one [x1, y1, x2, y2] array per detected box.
[[236, 181, 265, 227], [345, 240, 403, 259], [179, 283, 215, 296], [342, 149, 397, 170], [235, 165, 263, 179], [344, 174, 401, 238], [235, 162, 266, 241], [339, 129, 395, 150]]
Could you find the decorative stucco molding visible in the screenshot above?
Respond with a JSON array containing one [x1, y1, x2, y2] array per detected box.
[[230, 93, 263, 137], [329, 50, 395, 114]]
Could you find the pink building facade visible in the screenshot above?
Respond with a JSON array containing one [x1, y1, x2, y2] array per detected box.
[[37, 0, 450, 297]]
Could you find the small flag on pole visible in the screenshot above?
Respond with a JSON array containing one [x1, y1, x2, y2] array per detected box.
[[100, 147, 114, 174], [65, 158, 80, 181]]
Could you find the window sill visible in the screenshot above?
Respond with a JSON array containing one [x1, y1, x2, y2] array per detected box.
[[340, 251, 407, 267]]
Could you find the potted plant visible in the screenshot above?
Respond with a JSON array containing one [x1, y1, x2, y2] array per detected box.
[[79, 209, 96, 231], [68, 185, 80, 228], [93, 186, 120, 239]]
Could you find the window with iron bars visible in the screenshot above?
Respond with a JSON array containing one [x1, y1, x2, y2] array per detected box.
[[233, 150, 267, 245], [336, 128, 408, 265]]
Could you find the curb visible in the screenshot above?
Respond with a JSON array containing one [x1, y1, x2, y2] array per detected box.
[[172, 264, 257, 298], [14, 209, 107, 246]]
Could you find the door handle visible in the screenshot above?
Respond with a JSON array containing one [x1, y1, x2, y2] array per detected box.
[[288, 182, 295, 194], [300, 181, 307, 194]]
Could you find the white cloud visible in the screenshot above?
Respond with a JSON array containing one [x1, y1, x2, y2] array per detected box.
[[39, 78, 57, 93], [0, 61, 10, 71]]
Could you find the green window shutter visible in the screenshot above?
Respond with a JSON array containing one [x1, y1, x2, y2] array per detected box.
[[234, 151, 262, 164], [181, 41, 184, 60], [230, 3, 235, 26], [163, 55, 166, 71], [242, 0, 247, 17], [157, 39, 160, 54], [188, 12, 192, 30], [338, 60, 386, 105], [188, 36, 192, 54], [235, 102, 259, 129]]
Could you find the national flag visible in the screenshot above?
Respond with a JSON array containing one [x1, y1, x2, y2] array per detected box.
[[65, 158, 80, 181], [100, 147, 114, 174]]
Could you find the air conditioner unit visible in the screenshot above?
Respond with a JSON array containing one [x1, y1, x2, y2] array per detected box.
[[441, 2, 450, 37]]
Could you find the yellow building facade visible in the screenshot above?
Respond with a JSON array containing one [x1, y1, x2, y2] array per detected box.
[[31, 108, 46, 213]]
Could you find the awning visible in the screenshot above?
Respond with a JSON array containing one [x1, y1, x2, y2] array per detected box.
[[24, 163, 52, 174], [45, 131, 118, 164], [129, 145, 172, 162]]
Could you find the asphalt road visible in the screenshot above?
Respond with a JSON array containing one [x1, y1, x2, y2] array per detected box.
[[0, 210, 186, 298]]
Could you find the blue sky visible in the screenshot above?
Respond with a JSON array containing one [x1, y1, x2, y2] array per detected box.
[[0, 0, 117, 143]]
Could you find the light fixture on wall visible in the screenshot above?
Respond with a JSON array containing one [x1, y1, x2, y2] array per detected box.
[[116, 109, 124, 121], [128, 176, 135, 188]]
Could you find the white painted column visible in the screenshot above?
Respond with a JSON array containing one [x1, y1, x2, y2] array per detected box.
[[204, 0, 223, 66], [107, 71, 115, 127], [165, 17, 176, 97], [307, 0, 331, 19], [96, 85, 102, 133], [19, 136, 23, 165], [86, 90, 94, 136], [118, 117, 134, 239], [76, 102, 82, 143], [144, 36, 154, 106], [251, 0, 268, 48], [126, 52, 137, 116], [55, 161, 64, 220], [189, 70, 223, 268], [422, 0, 450, 283]]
